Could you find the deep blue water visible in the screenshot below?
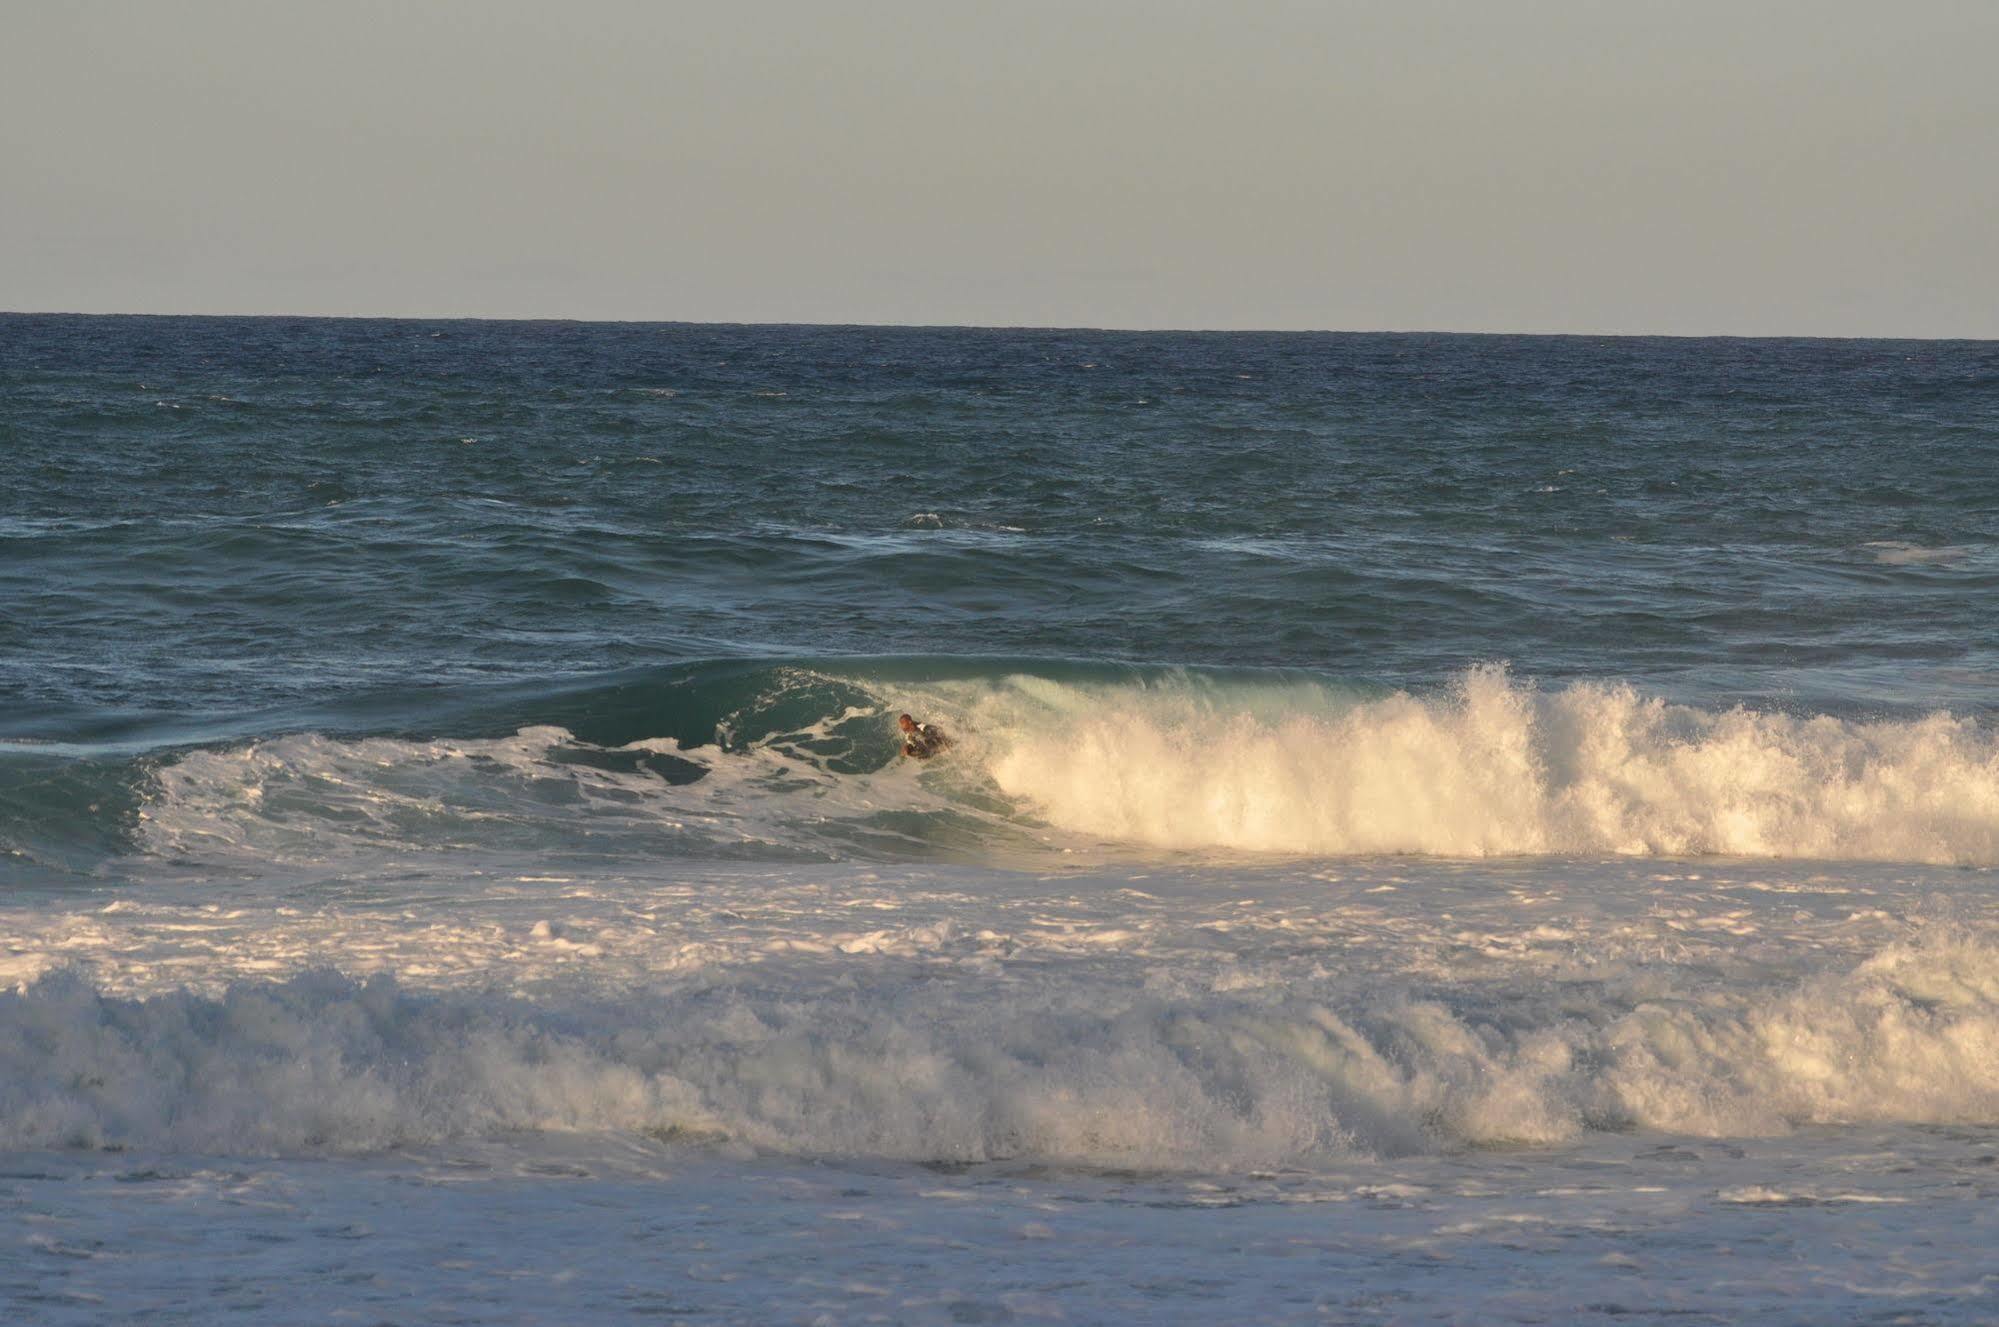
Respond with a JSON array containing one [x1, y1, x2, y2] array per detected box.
[[3, 314, 1997, 876]]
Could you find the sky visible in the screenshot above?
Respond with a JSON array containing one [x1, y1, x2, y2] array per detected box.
[[3, 0, 1994, 336]]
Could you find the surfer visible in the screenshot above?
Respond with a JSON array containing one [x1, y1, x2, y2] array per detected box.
[[898, 713, 951, 760]]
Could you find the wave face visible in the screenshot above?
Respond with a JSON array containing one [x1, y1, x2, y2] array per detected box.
[[14, 660, 1979, 872], [8, 929, 1999, 1163]]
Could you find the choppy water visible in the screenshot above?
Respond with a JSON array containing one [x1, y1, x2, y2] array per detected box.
[[5, 315, 1999, 1323]]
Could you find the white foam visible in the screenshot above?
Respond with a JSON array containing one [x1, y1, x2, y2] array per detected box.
[[133, 667, 1999, 869], [137, 722, 957, 867], [980, 666, 1999, 865], [1863, 540, 1974, 566], [9, 916, 1999, 1164]]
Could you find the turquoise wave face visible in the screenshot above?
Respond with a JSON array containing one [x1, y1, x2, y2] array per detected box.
[[0, 656, 1366, 876]]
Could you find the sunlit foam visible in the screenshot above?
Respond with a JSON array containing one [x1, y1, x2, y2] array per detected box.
[[136, 665, 1999, 868], [9, 929, 1999, 1162]]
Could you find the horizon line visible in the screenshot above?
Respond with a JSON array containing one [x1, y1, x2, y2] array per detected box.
[[3, 308, 1993, 344]]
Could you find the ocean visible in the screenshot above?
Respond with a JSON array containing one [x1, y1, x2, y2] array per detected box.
[[4, 313, 1999, 1323]]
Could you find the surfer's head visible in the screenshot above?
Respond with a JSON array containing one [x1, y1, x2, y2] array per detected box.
[[898, 714, 917, 733]]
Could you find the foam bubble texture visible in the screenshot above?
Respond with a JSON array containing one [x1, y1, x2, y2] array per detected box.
[[9, 930, 1999, 1163], [132, 667, 1999, 868], [986, 665, 1999, 863]]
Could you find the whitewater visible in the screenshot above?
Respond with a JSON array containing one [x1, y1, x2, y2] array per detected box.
[[6, 316, 1999, 1323], [93, 665, 1999, 869]]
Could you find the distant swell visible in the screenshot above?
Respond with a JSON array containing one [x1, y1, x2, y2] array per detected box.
[[8, 932, 1999, 1162]]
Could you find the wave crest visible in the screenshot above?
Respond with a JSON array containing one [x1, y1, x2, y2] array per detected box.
[[984, 665, 1999, 864], [118, 663, 1999, 867]]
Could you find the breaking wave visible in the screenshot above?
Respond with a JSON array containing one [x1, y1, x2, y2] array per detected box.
[[983, 664, 1999, 864], [10, 659, 1999, 870], [8, 930, 1999, 1163]]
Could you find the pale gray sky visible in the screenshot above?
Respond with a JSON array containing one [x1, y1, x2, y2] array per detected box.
[[3, 1, 1994, 335]]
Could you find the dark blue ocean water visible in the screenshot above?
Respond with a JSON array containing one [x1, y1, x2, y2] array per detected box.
[[3, 314, 1997, 876]]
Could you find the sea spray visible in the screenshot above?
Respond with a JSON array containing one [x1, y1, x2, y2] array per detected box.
[[984, 665, 1999, 864]]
